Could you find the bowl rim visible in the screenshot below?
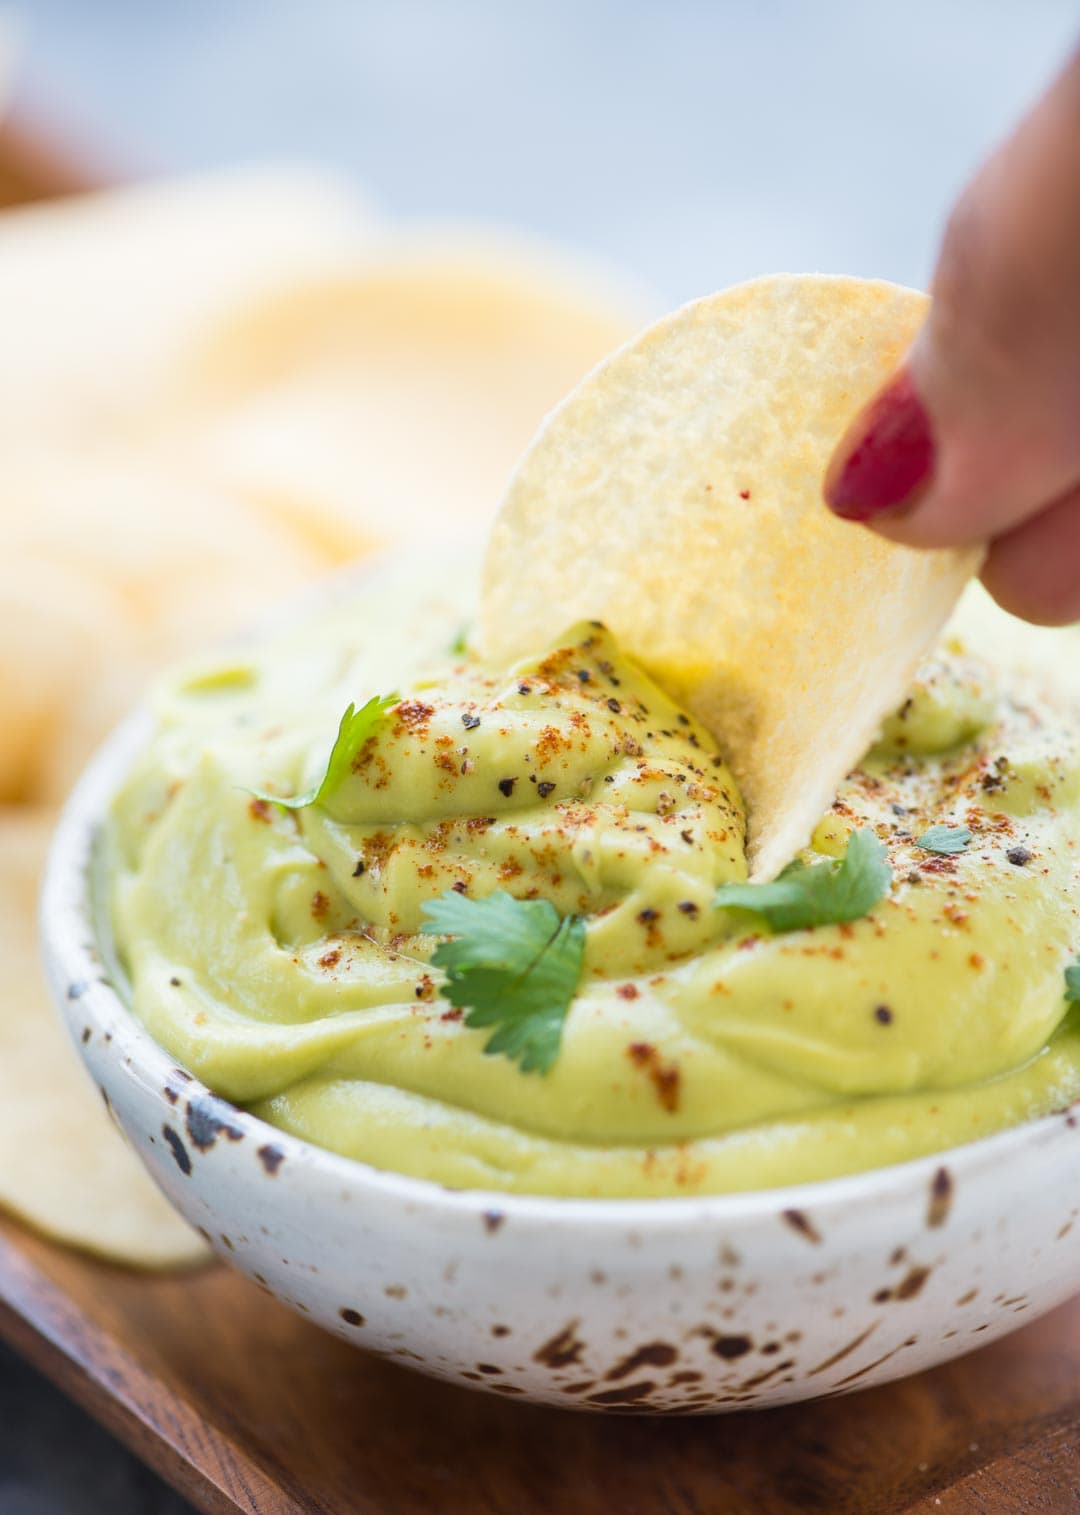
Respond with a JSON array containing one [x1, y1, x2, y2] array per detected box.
[[40, 608, 1080, 1235]]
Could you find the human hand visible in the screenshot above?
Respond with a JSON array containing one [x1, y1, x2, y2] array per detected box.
[[824, 47, 1080, 626]]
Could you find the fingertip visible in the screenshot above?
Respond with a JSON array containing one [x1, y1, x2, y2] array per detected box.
[[979, 487, 1080, 627], [823, 365, 936, 523], [849, 493, 989, 551], [980, 567, 1080, 628]]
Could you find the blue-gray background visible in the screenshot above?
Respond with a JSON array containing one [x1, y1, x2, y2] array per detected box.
[[15, 0, 1080, 302], [3, 3, 1077, 1511]]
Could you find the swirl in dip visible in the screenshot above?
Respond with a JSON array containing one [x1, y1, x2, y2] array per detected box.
[[108, 560, 1080, 1197]]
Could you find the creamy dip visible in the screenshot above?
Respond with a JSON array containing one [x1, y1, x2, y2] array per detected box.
[[108, 557, 1080, 1196]]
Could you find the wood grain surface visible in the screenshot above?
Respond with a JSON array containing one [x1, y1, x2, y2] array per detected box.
[[0, 1213, 1077, 1515]]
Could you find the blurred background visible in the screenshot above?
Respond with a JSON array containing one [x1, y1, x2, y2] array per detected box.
[[7, 0, 1080, 300], [1, 5, 1077, 1513]]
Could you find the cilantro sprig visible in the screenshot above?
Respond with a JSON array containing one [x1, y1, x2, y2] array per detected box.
[[713, 829, 892, 933], [1066, 960, 1080, 1005], [421, 890, 586, 1074], [915, 825, 972, 855], [250, 693, 398, 812]]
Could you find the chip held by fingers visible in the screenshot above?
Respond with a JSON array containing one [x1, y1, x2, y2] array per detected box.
[[481, 274, 982, 879]]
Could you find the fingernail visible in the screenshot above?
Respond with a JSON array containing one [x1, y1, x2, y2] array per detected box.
[[824, 365, 936, 522]]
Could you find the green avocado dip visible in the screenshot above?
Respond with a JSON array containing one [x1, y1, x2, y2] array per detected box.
[[107, 558, 1080, 1197]]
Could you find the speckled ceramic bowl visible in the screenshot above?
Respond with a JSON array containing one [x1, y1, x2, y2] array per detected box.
[[41, 708, 1080, 1414]]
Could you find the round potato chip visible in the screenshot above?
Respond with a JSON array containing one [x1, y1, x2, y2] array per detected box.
[[0, 453, 340, 804], [0, 808, 207, 1267], [151, 242, 650, 546], [0, 556, 130, 803], [481, 275, 981, 879], [0, 167, 375, 445]]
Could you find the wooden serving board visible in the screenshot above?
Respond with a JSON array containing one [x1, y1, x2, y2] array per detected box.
[[0, 1213, 1077, 1514]]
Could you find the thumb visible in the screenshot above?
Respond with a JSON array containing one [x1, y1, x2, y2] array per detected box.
[[824, 47, 1080, 618]]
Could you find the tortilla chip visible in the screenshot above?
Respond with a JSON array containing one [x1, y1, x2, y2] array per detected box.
[[0, 808, 207, 1267], [150, 242, 648, 545], [481, 274, 980, 879]]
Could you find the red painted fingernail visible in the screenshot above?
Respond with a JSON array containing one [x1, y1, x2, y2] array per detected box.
[[824, 366, 936, 522]]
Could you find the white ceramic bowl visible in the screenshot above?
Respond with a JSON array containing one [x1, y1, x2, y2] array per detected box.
[[41, 707, 1080, 1414]]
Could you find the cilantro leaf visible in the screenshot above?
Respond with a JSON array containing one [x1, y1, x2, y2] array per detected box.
[[250, 693, 398, 812], [915, 824, 972, 855], [421, 890, 586, 1074], [1066, 961, 1080, 1005], [713, 829, 892, 932], [449, 625, 471, 657]]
